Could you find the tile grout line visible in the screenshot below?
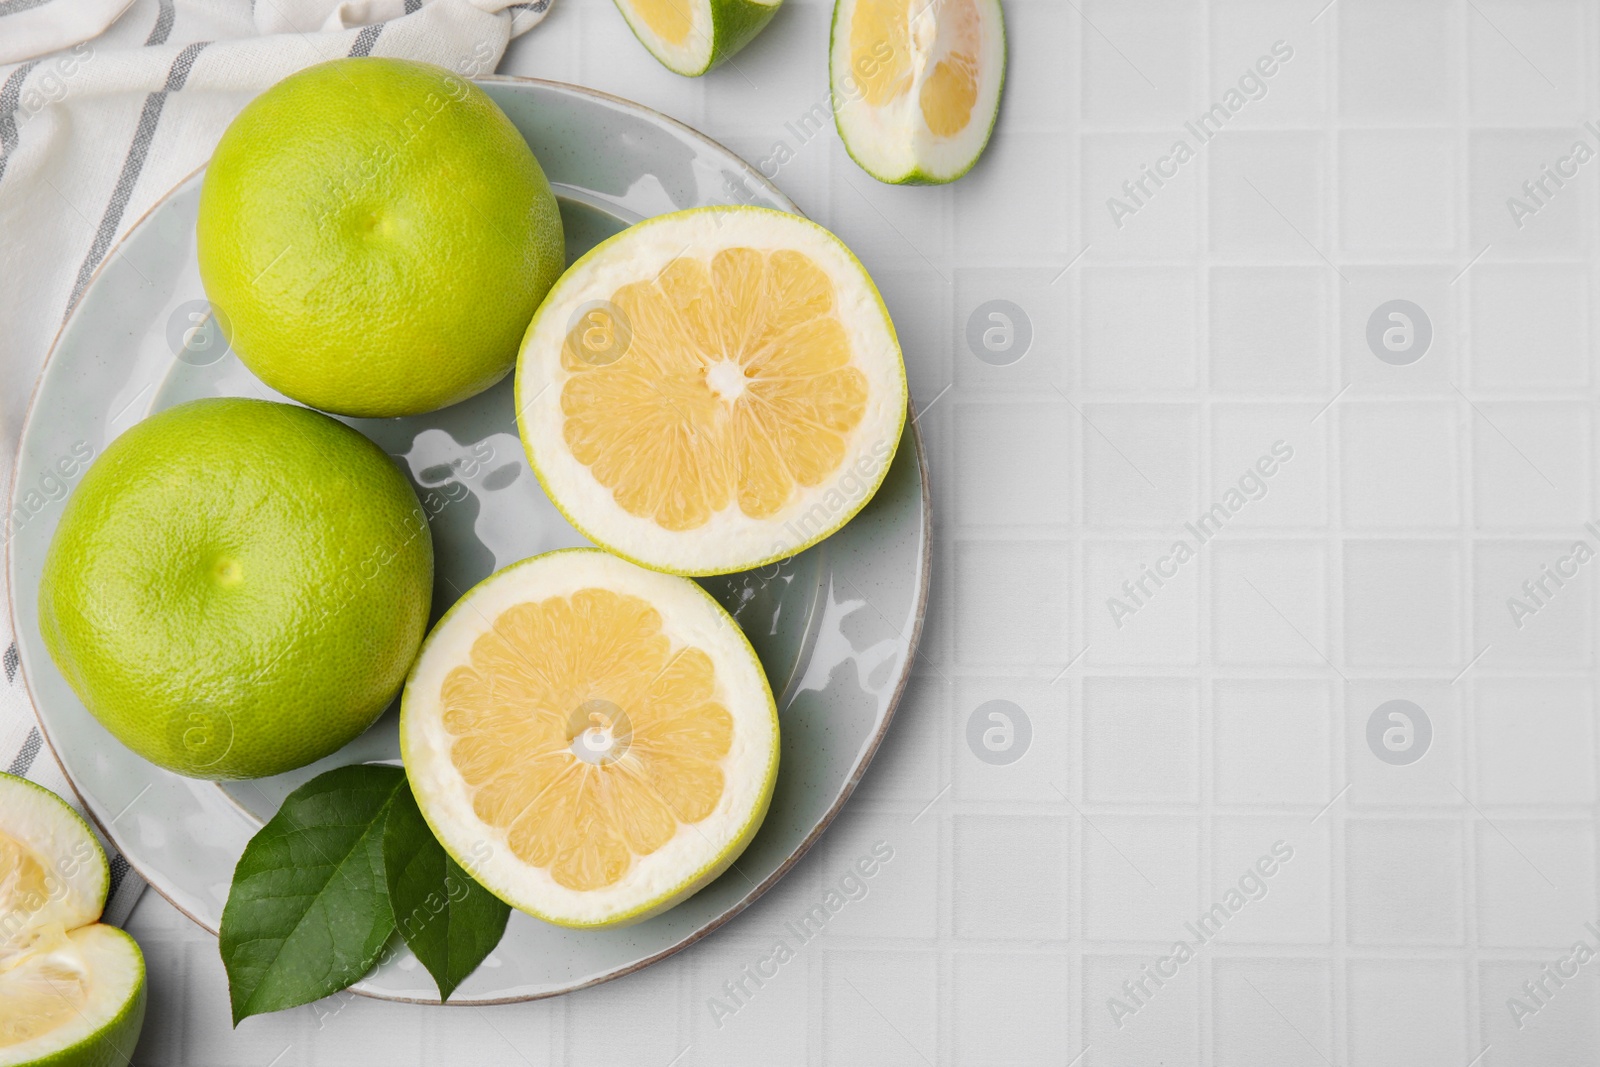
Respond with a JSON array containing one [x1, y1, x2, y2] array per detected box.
[[1321, 0, 1351, 1058], [1454, 0, 1485, 1054], [1198, 1, 1216, 1062]]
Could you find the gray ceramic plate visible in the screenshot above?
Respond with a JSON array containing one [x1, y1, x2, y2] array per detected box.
[[5, 78, 929, 1003]]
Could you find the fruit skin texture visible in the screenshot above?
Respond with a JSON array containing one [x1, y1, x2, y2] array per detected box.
[[37, 398, 433, 780], [616, 0, 782, 77], [196, 58, 565, 418]]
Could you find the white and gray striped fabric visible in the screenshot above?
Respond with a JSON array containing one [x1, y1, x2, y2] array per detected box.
[[0, 0, 552, 927]]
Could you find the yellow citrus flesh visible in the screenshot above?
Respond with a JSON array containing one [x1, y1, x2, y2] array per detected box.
[[560, 249, 870, 534], [851, 0, 913, 105], [441, 588, 734, 893], [0, 829, 65, 965], [850, 0, 981, 139], [629, 0, 693, 46], [919, 0, 981, 136], [0, 830, 53, 921], [0, 927, 90, 1047]]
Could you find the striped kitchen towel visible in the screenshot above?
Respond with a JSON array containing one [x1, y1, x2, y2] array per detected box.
[[0, 0, 554, 926]]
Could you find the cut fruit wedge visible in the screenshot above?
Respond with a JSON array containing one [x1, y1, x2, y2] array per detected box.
[[399, 549, 779, 928], [516, 206, 907, 576], [613, 0, 783, 77], [831, 0, 1007, 184], [0, 773, 145, 1067], [1, 926, 144, 1067], [0, 774, 107, 961]]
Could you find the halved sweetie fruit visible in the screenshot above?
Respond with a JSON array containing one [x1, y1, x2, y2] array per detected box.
[[831, 0, 1006, 184], [399, 549, 779, 928], [612, 0, 783, 77], [515, 206, 907, 576], [0, 773, 146, 1067]]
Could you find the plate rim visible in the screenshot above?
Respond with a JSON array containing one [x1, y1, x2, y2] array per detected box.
[[4, 74, 933, 1004]]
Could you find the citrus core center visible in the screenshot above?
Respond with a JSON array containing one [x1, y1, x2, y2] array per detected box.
[[705, 359, 748, 403], [568, 698, 630, 766]]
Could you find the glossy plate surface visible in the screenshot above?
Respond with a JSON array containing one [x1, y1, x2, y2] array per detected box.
[[5, 78, 929, 1002]]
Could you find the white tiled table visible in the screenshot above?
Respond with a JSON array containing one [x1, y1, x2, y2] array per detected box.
[[128, 0, 1600, 1063]]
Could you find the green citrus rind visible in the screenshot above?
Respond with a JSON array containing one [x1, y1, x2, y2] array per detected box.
[[37, 398, 433, 780], [197, 57, 565, 418]]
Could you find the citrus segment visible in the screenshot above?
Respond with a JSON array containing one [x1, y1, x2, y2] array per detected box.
[[401, 550, 779, 927], [0, 831, 53, 929], [632, 0, 694, 44], [2, 927, 90, 1047], [919, 0, 982, 137], [832, 0, 1006, 184], [518, 207, 906, 576], [850, 0, 912, 105]]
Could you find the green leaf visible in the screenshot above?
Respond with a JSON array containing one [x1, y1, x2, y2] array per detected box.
[[383, 779, 510, 1002], [220, 764, 406, 1025]]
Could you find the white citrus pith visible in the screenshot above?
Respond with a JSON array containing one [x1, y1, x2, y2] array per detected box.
[[400, 550, 779, 927], [831, 0, 1006, 184], [516, 206, 907, 576], [0, 773, 145, 1067]]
